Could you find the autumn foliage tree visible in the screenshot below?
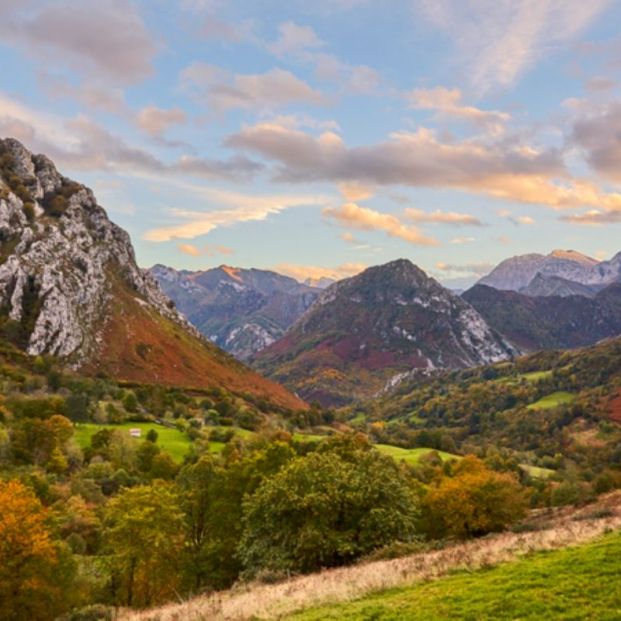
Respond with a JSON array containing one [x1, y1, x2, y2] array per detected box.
[[0, 480, 76, 621], [423, 456, 529, 539]]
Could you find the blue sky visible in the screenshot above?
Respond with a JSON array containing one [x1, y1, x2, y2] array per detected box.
[[1, 0, 621, 286]]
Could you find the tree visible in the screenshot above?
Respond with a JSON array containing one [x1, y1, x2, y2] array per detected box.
[[239, 448, 420, 576], [177, 441, 295, 589], [423, 456, 529, 539], [122, 391, 138, 413], [104, 483, 185, 607], [0, 480, 77, 620]]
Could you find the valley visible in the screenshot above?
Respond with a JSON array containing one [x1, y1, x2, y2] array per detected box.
[[0, 138, 620, 621]]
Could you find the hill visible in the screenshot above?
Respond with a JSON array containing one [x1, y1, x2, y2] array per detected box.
[[0, 138, 304, 410], [252, 259, 514, 406], [150, 264, 320, 361], [463, 283, 621, 351], [117, 493, 621, 621]]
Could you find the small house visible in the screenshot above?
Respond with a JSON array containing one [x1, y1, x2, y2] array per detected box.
[[129, 428, 142, 438]]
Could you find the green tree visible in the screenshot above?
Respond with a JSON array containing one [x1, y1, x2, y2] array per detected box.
[[239, 448, 420, 576], [104, 483, 185, 607]]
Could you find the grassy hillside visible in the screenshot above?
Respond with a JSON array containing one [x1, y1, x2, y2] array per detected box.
[[289, 531, 621, 620], [118, 492, 621, 621], [83, 272, 308, 411]]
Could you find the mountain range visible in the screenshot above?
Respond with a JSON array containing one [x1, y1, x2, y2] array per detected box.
[[0, 138, 304, 410], [477, 249, 621, 294], [150, 264, 320, 361]]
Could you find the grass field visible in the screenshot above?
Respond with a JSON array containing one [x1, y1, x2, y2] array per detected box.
[[288, 532, 621, 620], [527, 391, 576, 411], [74, 422, 192, 462], [375, 444, 459, 465], [520, 464, 555, 479]]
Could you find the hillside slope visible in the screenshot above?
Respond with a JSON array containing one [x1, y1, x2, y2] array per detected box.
[[0, 138, 305, 410], [253, 259, 514, 406], [119, 493, 621, 621], [463, 283, 621, 351], [151, 264, 320, 360]]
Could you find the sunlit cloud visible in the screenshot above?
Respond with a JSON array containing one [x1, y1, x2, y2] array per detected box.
[[178, 243, 234, 257], [323, 202, 439, 246], [144, 189, 330, 241], [405, 207, 483, 226], [407, 86, 509, 133], [273, 262, 366, 283]]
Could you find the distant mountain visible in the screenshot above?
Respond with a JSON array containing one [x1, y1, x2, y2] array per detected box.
[[304, 276, 336, 289], [463, 283, 621, 352], [150, 264, 320, 361], [252, 259, 515, 406], [520, 273, 600, 298], [478, 250, 599, 292], [0, 138, 305, 410]]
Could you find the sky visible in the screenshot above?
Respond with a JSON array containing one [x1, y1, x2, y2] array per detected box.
[[1, 0, 621, 287]]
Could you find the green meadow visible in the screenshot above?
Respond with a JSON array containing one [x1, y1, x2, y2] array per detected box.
[[288, 532, 621, 620]]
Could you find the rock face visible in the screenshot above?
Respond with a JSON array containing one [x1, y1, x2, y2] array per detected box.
[[0, 138, 305, 410], [252, 259, 515, 406], [463, 283, 621, 352], [150, 264, 320, 360]]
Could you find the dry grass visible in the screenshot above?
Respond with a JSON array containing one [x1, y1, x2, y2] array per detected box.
[[119, 492, 621, 621]]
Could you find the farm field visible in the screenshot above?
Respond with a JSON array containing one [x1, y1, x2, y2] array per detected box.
[[288, 532, 621, 620], [374, 444, 459, 465], [527, 391, 575, 411], [74, 422, 193, 462]]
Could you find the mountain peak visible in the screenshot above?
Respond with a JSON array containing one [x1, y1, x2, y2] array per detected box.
[[254, 262, 514, 406], [549, 249, 598, 265], [0, 138, 306, 410]]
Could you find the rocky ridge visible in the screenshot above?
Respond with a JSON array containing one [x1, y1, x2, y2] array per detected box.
[[150, 264, 320, 360]]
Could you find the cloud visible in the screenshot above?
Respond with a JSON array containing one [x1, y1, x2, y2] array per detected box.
[[144, 189, 330, 241], [571, 100, 621, 181], [136, 106, 187, 137], [404, 207, 483, 226], [178, 243, 234, 257], [180, 64, 325, 112], [0, 0, 156, 85], [0, 94, 261, 181], [407, 86, 510, 133], [268, 22, 324, 57], [435, 260, 494, 277], [273, 262, 366, 282], [39, 75, 127, 114], [338, 182, 374, 202], [417, 0, 611, 92], [450, 236, 476, 244], [560, 209, 621, 225], [313, 53, 381, 95], [199, 15, 257, 42], [226, 121, 621, 212], [323, 202, 439, 246], [498, 209, 535, 226]]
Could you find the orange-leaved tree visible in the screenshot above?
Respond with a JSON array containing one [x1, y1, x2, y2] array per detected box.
[[0, 479, 76, 621], [423, 456, 529, 539]]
